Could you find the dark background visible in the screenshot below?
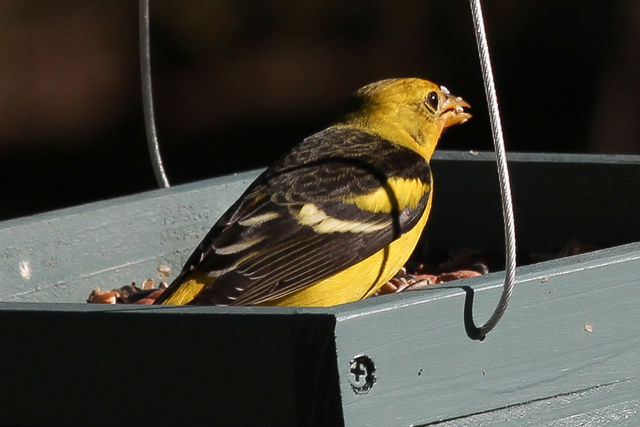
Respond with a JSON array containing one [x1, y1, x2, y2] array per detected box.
[[1, 0, 638, 221]]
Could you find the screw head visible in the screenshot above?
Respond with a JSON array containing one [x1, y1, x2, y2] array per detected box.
[[349, 355, 376, 394]]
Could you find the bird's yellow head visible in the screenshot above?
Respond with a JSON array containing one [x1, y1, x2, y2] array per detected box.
[[340, 78, 471, 160]]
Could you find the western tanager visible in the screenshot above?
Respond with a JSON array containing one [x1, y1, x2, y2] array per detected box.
[[155, 78, 470, 306]]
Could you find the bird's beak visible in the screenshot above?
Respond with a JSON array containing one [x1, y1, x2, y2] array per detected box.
[[439, 85, 471, 128]]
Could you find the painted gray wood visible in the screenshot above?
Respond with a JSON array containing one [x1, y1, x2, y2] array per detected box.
[[0, 170, 260, 302], [330, 242, 640, 426], [1, 243, 637, 425], [0, 303, 342, 426]]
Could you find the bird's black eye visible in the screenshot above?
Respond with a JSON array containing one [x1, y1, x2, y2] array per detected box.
[[426, 91, 439, 111]]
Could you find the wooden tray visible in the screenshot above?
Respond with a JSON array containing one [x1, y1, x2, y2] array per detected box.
[[1, 151, 639, 425]]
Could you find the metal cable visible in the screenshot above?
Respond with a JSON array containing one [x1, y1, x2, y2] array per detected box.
[[467, 0, 516, 340], [139, 0, 170, 188]]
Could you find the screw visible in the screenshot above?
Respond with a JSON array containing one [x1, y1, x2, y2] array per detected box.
[[349, 355, 376, 394]]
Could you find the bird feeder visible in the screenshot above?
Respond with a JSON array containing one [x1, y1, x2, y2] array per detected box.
[[1, 151, 639, 425]]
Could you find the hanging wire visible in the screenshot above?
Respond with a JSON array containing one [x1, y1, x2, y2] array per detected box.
[[139, 0, 170, 188], [466, 0, 517, 340]]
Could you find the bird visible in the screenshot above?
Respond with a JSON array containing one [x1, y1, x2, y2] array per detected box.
[[154, 78, 471, 307]]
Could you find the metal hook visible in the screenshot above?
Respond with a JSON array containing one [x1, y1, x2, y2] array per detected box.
[[466, 0, 517, 340]]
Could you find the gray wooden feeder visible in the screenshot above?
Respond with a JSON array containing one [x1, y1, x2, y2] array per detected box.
[[1, 151, 639, 425]]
